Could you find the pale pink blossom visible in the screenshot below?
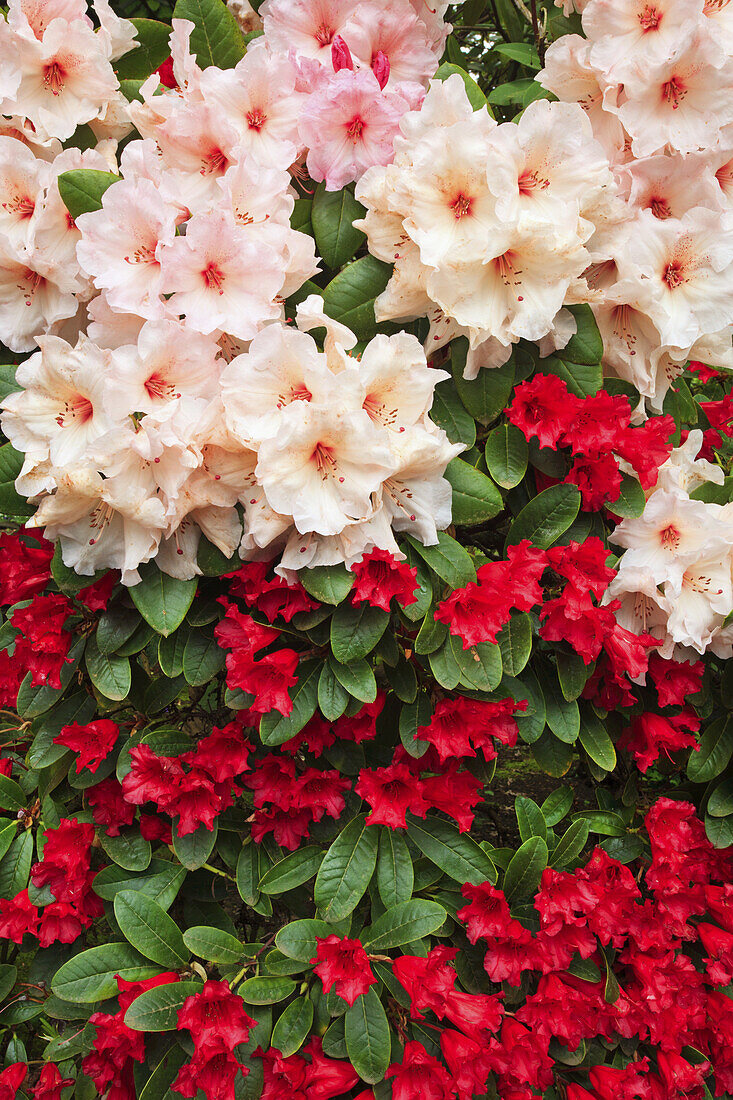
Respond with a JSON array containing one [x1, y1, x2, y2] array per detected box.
[[7, 0, 88, 40], [582, 0, 706, 80], [0, 135, 50, 248], [260, 0, 358, 63], [75, 178, 179, 319], [160, 209, 283, 340], [0, 234, 76, 352], [110, 320, 221, 419], [341, 0, 439, 89], [300, 68, 412, 190], [618, 152, 723, 219]]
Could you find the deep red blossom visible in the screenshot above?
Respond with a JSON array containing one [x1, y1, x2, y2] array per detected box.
[[417, 695, 521, 764], [486, 1018, 554, 1093], [350, 549, 419, 611], [332, 694, 385, 743], [688, 360, 720, 381], [224, 561, 317, 623], [121, 745, 185, 808], [698, 394, 733, 433], [214, 601, 298, 715], [176, 980, 256, 1051], [87, 776, 136, 836], [155, 55, 177, 87], [386, 1041, 456, 1100], [618, 710, 700, 772], [0, 649, 23, 708], [139, 813, 172, 843], [11, 593, 74, 689], [355, 762, 429, 828], [507, 374, 581, 449], [31, 818, 96, 903], [30, 1063, 74, 1100], [187, 723, 253, 783], [565, 451, 622, 510], [53, 719, 119, 774], [560, 390, 631, 453], [39, 900, 90, 947], [646, 653, 704, 708], [76, 570, 118, 611], [698, 923, 733, 985], [457, 882, 513, 944], [393, 945, 460, 1017], [614, 415, 675, 489], [295, 768, 350, 822], [302, 1038, 359, 1099], [311, 935, 377, 1005], [540, 585, 616, 663], [657, 1052, 710, 1100], [174, 1048, 246, 1100], [421, 764, 482, 832], [0, 888, 39, 943], [251, 803, 312, 850], [0, 530, 52, 605], [0, 1064, 28, 1100], [440, 1031, 493, 1100], [546, 538, 616, 598]]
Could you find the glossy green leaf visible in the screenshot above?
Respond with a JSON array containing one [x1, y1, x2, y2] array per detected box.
[[318, 662, 350, 722], [578, 710, 616, 772], [276, 918, 332, 963], [377, 829, 414, 909], [431, 380, 477, 447], [311, 183, 366, 269], [344, 987, 391, 1084], [85, 635, 131, 702], [239, 977, 296, 1005], [51, 943, 160, 1002], [322, 255, 392, 341], [506, 484, 581, 550], [314, 814, 379, 922], [115, 18, 171, 79], [57, 169, 121, 219], [503, 836, 548, 902], [446, 458, 503, 526], [125, 982, 203, 1032], [130, 563, 197, 637], [404, 532, 475, 589], [172, 820, 217, 871], [183, 926, 243, 964], [271, 997, 314, 1057], [259, 847, 324, 895], [362, 899, 446, 951], [114, 890, 188, 968], [329, 657, 377, 705], [406, 816, 497, 886], [451, 339, 515, 423], [330, 604, 389, 664], [497, 613, 532, 677], [485, 423, 528, 489], [172, 0, 246, 68], [301, 564, 354, 604], [687, 715, 733, 782], [433, 62, 490, 109], [550, 819, 590, 869]]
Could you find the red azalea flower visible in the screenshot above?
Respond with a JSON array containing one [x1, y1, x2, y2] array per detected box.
[[418, 695, 521, 764], [176, 981, 256, 1052], [440, 1030, 493, 1100], [166, 768, 226, 836], [618, 709, 700, 772], [0, 888, 39, 943], [614, 415, 675, 489], [0, 1064, 28, 1100], [332, 694, 385, 743], [30, 1064, 74, 1100], [646, 653, 704, 708], [251, 806, 313, 850], [355, 762, 429, 828], [138, 813, 172, 843], [457, 881, 513, 943], [0, 650, 24, 709], [54, 718, 119, 774], [225, 561, 317, 623], [0, 530, 52, 605], [38, 900, 89, 947], [30, 819, 96, 904], [540, 585, 616, 663], [87, 776, 136, 836], [214, 601, 299, 715], [393, 945, 459, 1017], [688, 360, 720, 381], [565, 451, 623, 511], [657, 1052, 710, 1100], [121, 745, 185, 807], [386, 1041, 456, 1100], [486, 1018, 554, 1093], [186, 723, 253, 784], [295, 768, 351, 822], [174, 1047, 247, 1100], [560, 390, 631, 453], [76, 570, 119, 611], [698, 922, 733, 985], [421, 764, 482, 832], [507, 374, 581, 449], [11, 592, 74, 689], [350, 549, 419, 611], [312, 935, 377, 1005], [546, 538, 616, 598], [302, 1038, 359, 1099], [155, 55, 178, 87]]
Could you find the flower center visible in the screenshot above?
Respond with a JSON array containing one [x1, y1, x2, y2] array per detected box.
[[42, 61, 65, 95], [494, 251, 521, 288], [202, 263, 225, 293], [612, 304, 638, 353], [363, 393, 398, 427], [124, 244, 156, 265], [449, 192, 473, 219], [312, 442, 339, 479], [246, 108, 267, 131], [55, 394, 94, 428], [314, 22, 334, 46], [660, 524, 681, 550], [649, 195, 672, 219], [663, 260, 686, 289], [276, 384, 312, 409], [518, 169, 550, 194], [88, 502, 115, 545], [346, 116, 365, 142], [2, 193, 35, 219], [144, 372, 180, 401], [638, 3, 662, 29], [18, 269, 42, 306], [662, 75, 686, 108], [200, 149, 227, 175]]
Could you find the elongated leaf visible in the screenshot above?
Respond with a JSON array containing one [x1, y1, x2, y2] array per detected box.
[[115, 18, 171, 79], [276, 918, 332, 963], [301, 565, 353, 605], [96, 607, 141, 655], [271, 997, 314, 1057], [259, 847, 324, 895], [183, 926, 243, 964], [182, 629, 225, 686], [51, 943, 159, 1002], [85, 635, 131, 702], [550, 819, 590, 869], [540, 787, 573, 827], [125, 981, 203, 1032], [0, 832, 32, 899], [446, 459, 503, 526], [344, 987, 390, 1084], [506, 484, 581, 550], [239, 977, 296, 1005], [314, 814, 378, 922], [451, 339, 515, 423], [173, 820, 217, 871], [57, 170, 121, 219], [172, 0, 246, 68], [503, 837, 548, 902], [404, 532, 475, 589], [399, 693, 431, 759], [114, 890, 188, 968], [377, 828, 414, 908], [260, 660, 320, 747], [329, 657, 377, 705], [318, 662, 349, 722], [406, 816, 497, 886], [497, 613, 532, 677], [98, 831, 151, 873], [485, 423, 528, 489], [544, 673, 580, 743], [322, 255, 392, 341], [431, 380, 477, 447], [92, 861, 185, 908], [578, 711, 616, 772], [330, 604, 389, 664], [687, 715, 733, 782], [130, 563, 197, 637], [562, 304, 604, 365], [311, 183, 366, 269], [0, 775, 25, 813], [515, 797, 547, 844], [433, 62, 490, 109], [362, 900, 446, 950]]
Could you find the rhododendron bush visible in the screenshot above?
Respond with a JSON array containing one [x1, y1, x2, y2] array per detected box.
[[0, 0, 733, 1097]]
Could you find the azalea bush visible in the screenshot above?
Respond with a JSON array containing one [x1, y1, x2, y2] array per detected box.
[[0, 0, 732, 1099]]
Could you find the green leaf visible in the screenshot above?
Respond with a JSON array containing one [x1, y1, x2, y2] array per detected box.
[[183, 926, 243, 964], [114, 890, 188, 968], [158, 627, 189, 678], [543, 672, 580, 743], [259, 847, 324, 895], [563, 305, 604, 365], [291, 198, 312, 234], [506, 484, 581, 550], [311, 183, 366, 270], [485, 423, 528, 489], [115, 18, 171, 79], [515, 797, 547, 844], [406, 816, 497, 886], [0, 964, 16, 1005], [259, 659, 320, 747], [0, 364, 20, 403], [276, 918, 332, 963], [301, 564, 353, 605], [705, 813, 733, 849], [322, 255, 392, 341], [314, 814, 379, 922], [403, 532, 475, 589], [398, 692, 431, 759], [51, 943, 160, 1002], [541, 355, 602, 399], [377, 829, 414, 909], [344, 987, 391, 1085], [271, 997, 314, 1057], [362, 899, 446, 951], [57, 170, 121, 219], [98, 831, 151, 873], [429, 636, 461, 690], [531, 728, 573, 776], [138, 1046, 189, 1100], [0, 443, 34, 517], [493, 42, 541, 68], [550, 819, 590, 869], [572, 810, 627, 837], [130, 563, 197, 637], [239, 977, 296, 1005], [318, 662, 349, 722], [96, 607, 141, 655], [0, 822, 18, 866], [707, 777, 733, 817], [85, 634, 131, 702], [612, 473, 646, 519], [503, 836, 548, 902], [329, 657, 377, 705], [450, 635, 503, 692], [182, 629, 225, 686], [330, 603, 389, 664], [0, 775, 25, 812], [431, 380, 477, 448], [433, 62, 490, 110], [172, 820, 217, 871], [497, 613, 532, 677], [451, 339, 515, 423], [125, 981, 203, 1032], [92, 861, 186, 907], [687, 715, 733, 782], [172, 0, 246, 68], [578, 710, 616, 772], [446, 459, 503, 526], [0, 832, 32, 899]]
